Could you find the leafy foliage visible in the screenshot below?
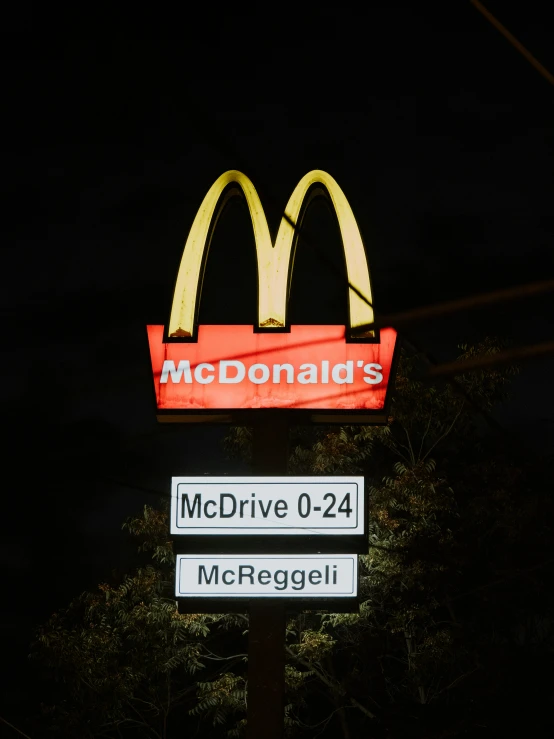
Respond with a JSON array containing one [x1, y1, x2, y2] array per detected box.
[[33, 506, 249, 738], [33, 339, 554, 738], [191, 673, 246, 728]]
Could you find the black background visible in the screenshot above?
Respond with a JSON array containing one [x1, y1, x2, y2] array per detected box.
[[2, 1, 553, 722]]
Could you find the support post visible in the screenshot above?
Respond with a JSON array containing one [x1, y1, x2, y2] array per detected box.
[[247, 413, 289, 739]]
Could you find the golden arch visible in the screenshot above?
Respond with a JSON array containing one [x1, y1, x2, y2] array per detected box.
[[168, 170, 374, 337]]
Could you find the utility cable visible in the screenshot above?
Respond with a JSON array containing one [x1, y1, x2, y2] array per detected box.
[[470, 0, 554, 86], [427, 339, 554, 379]]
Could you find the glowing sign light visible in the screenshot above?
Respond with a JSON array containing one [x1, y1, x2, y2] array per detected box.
[[148, 324, 396, 420], [168, 170, 373, 336], [170, 476, 364, 536], [147, 170, 397, 422], [175, 554, 358, 598]]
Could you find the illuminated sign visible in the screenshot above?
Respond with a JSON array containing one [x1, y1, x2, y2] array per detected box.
[[170, 476, 364, 536], [175, 554, 358, 598], [147, 170, 397, 423]]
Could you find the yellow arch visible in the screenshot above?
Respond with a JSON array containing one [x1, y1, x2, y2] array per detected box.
[[168, 170, 374, 337], [270, 170, 373, 331]]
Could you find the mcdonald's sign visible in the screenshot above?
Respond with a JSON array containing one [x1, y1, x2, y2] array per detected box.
[[147, 170, 397, 423]]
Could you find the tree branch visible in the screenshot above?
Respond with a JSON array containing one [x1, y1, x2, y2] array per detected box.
[[0, 715, 33, 739], [201, 646, 248, 661], [447, 557, 554, 603], [387, 438, 412, 465], [421, 408, 463, 463], [418, 412, 433, 462], [427, 667, 479, 703], [285, 646, 377, 720], [404, 427, 416, 467], [125, 701, 162, 739]]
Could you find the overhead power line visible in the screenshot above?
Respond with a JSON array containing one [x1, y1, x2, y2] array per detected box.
[[426, 340, 554, 379], [470, 0, 554, 86], [358, 279, 554, 333], [143, 14, 553, 437]]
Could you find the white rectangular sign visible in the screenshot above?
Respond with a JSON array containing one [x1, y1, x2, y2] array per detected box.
[[170, 476, 364, 536], [175, 554, 358, 598]]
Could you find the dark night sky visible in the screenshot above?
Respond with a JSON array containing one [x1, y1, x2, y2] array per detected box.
[[2, 1, 554, 701]]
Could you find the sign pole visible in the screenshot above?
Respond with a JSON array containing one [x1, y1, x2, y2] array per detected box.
[[247, 414, 289, 739], [150, 168, 396, 735]]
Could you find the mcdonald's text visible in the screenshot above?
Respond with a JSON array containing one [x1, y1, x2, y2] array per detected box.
[[161, 359, 383, 386], [148, 324, 396, 416]]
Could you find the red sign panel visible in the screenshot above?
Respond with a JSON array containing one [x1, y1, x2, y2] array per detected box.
[[147, 325, 397, 422]]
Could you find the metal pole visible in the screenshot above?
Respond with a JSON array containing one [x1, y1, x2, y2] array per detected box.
[[247, 413, 289, 739]]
